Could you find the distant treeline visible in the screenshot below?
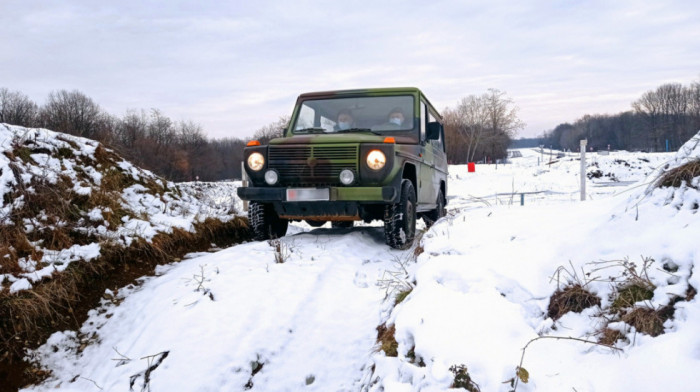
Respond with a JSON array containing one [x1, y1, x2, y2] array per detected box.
[[0, 87, 522, 179], [3, 79, 698, 182], [514, 79, 700, 152], [0, 88, 290, 181]]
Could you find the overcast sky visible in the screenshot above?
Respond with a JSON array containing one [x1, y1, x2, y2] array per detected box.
[[2, 0, 699, 139]]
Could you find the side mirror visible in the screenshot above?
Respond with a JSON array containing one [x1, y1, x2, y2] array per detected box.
[[427, 122, 442, 140]]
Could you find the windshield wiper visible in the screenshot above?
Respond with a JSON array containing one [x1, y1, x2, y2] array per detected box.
[[335, 128, 381, 135], [295, 127, 327, 134]]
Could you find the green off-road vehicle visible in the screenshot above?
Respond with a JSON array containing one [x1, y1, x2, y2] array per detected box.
[[237, 87, 447, 249]]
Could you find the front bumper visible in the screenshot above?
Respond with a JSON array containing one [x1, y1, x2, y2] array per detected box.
[[237, 186, 397, 203]]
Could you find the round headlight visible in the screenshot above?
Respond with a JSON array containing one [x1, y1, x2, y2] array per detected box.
[[339, 169, 355, 185], [366, 150, 386, 171], [264, 169, 279, 185], [247, 152, 265, 171]]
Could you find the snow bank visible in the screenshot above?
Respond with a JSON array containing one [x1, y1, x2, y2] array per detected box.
[[0, 123, 241, 293], [367, 145, 699, 391]]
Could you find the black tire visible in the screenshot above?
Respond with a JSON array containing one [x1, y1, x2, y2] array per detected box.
[[305, 220, 327, 227], [424, 190, 446, 228], [331, 221, 354, 228], [249, 202, 288, 240], [384, 180, 417, 249]]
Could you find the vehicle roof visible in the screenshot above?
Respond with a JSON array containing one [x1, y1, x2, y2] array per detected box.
[[296, 87, 441, 119], [297, 87, 422, 98]]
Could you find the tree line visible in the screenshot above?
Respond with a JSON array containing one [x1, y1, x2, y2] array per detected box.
[[1, 87, 523, 180], [534, 79, 700, 152], [0, 88, 290, 181]]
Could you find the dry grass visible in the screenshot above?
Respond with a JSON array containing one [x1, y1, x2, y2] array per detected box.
[[547, 284, 601, 321], [621, 306, 672, 337], [655, 159, 700, 189], [597, 328, 628, 346], [0, 216, 250, 389], [394, 288, 412, 306], [1, 134, 254, 390], [376, 323, 398, 357]]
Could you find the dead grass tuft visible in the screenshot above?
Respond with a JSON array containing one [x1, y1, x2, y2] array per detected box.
[[610, 283, 655, 313], [376, 323, 398, 357], [655, 159, 700, 189], [686, 285, 697, 302], [547, 284, 601, 321], [598, 328, 628, 346], [621, 306, 671, 337], [394, 288, 412, 306]]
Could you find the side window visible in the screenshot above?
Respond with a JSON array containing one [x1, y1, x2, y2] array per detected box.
[[420, 101, 427, 142], [427, 109, 444, 152]]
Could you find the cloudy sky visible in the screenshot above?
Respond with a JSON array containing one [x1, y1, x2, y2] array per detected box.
[[2, 0, 699, 139]]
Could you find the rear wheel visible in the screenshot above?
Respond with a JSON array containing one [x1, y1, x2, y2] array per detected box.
[[331, 221, 354, 228], [384, 180, 417, 249], [249, 202, 288, 240], [424, 190, 446, 228]]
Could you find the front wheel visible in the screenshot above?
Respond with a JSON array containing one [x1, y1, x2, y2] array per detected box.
[[305, 219, 327, 227], [384, 180, 417, 249], [249, 202, 288, 240]]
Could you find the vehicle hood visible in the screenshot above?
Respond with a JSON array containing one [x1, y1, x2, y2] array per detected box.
[[269, 133, 389, 145]]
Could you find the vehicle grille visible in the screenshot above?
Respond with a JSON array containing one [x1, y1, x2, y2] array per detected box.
[[268, 145, 358, 186]]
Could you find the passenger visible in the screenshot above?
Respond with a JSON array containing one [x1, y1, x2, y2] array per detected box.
[[335, 109, 354, 131], [387, 107, 405, 127], [378, 107, 406, 129]]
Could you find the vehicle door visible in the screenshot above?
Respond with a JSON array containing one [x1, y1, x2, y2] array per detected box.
[[417, 100, 437, 206]]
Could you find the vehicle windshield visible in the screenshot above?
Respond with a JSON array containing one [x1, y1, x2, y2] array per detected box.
[[291, 95, 415, 134]]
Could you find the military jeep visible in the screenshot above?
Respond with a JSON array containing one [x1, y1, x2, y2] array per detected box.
[[237, 87, 448, 249]]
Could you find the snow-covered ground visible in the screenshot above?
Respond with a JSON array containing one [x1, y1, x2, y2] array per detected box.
[[0, 124, 241, 293], [21, 135, 700, 391]]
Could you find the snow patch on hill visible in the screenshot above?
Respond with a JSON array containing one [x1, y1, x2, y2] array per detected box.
[[0, 123, 240, 293]]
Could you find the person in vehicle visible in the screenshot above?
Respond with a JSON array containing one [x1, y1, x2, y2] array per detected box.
[[335, 109, 354, 130], [377, 107, 407, 130], [388, 107, 405, 126]]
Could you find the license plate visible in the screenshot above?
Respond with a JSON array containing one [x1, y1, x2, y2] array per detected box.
[[286, 188, 330, 201]]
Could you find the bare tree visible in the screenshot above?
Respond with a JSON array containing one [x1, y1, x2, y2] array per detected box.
[[0, 88, 38, 127], [252, 116, 290, 144], [443, 89, 523, 163], [39, 90, 107, 140], [457, 95, 488, 162]]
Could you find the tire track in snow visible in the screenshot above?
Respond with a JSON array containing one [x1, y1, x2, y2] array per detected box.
[[246, 227, 397, 392]]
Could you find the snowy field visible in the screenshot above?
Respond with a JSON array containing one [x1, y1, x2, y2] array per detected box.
[[22, 136, 700, 391]]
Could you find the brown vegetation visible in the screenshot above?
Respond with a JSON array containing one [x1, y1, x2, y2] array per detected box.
[[0, 130, 253, 391], [376, 323, 398, 357], [0, 217, 250, 391], [655, 159, 700, 190], [547, 284, 601, 321]]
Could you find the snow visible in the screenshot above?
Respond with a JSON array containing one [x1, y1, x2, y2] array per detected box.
[[16, 129, 700, 391], [0, 123, 242, 291]]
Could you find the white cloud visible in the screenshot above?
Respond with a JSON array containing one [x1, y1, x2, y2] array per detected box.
[[2, 0, 699, 139]]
